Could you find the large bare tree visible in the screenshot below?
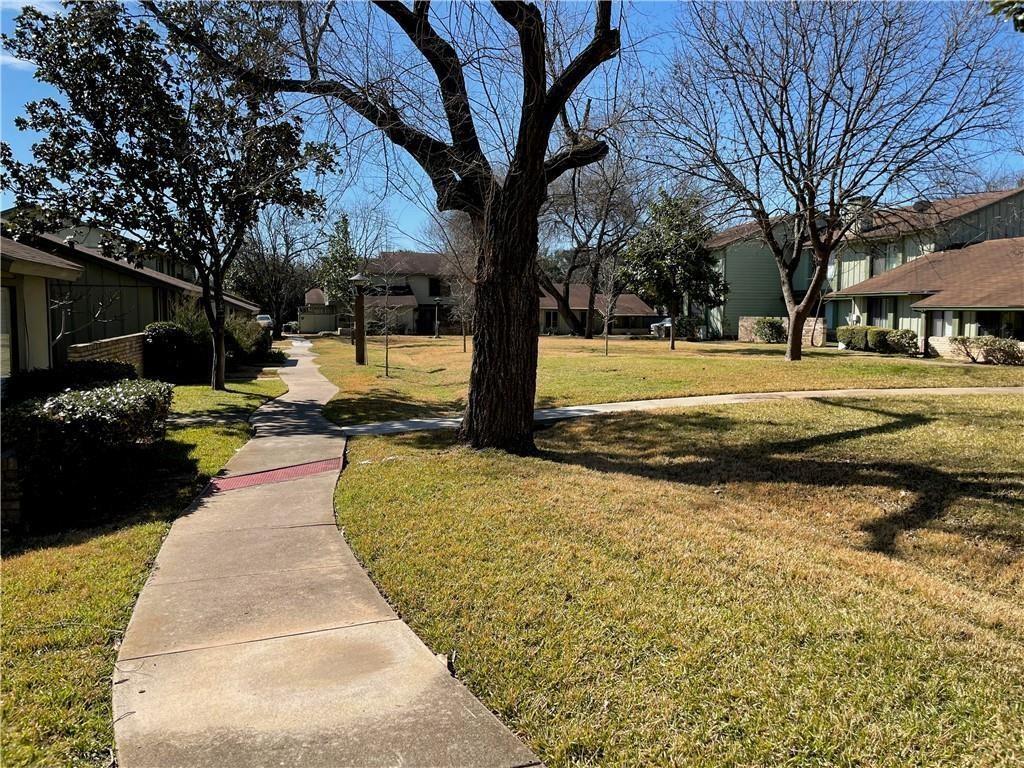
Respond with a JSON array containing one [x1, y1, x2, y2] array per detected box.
[[542, 132, 649, 338], [657, 1, 1021, 360], [150, 1, 623, 452]]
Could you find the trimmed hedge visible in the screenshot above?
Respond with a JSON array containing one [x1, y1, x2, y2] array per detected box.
[[145, 318, 273, 382], [4, 359, 137, 403], [4, 379, 173, 531], [837, 325, 918, 355], [753, 317, 787, 344]]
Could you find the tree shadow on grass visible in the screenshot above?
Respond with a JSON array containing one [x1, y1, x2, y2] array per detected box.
[[323, 391, 465, 426], [535, 400, 1024, 555]]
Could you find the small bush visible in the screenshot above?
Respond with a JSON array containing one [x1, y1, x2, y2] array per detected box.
[[145, 321, 207, 382], [975, 335, 1024, 366], [866, 327, 890, 353], [226, 315, 271, 361], [849, 325, 870, 351], [753, 317, 787, 344], [6, 379, 173, 530], [4, 359, 137, 402], [836, 326, 854, 348], [948, 336, 978, 362], [887, 328, 919, 356]]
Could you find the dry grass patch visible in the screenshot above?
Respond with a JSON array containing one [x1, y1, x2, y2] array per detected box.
[[336, 394, 1024, 766], [315, 335, 1022, 425]]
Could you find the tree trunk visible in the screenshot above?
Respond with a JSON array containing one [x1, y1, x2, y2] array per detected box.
[[210, 308, 227, 389], [462, 319, 467, 353], [786, 309, 807, 361], [669, 299, 679, 351], [536, 268, 585, 335], [584, 260, 599, 339], [460, 203, 540, 453]]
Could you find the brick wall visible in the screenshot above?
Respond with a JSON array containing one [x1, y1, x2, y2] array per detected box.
[[928, 335, 1024, 360], [67, 332, 145, 374], [738, 316, 828, 347], [1, 450, 21, 532]]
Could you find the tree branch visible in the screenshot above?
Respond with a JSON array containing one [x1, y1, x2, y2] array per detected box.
[[544, 137, 609, 184], [372, 0, 488, 168]]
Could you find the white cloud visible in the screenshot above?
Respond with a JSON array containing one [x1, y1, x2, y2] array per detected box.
[[0, 0, 62, 13], [0, 51, 35, 72]]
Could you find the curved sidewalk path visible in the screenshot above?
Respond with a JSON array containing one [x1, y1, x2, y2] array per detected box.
[[341, 386, 1024, 436], [113, 339, 538, 768]]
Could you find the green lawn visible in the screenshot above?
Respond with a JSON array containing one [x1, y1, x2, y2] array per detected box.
[[314, 335, 1022, 425], [336, 394, 1024, 767], [0, 376, 286, 768]]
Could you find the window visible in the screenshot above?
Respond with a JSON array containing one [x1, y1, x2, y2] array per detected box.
[[931, 310, 953, 338], [868, 297, 889, 327], [544, 310, 558, 329], [1, 286, 14, 379], [976, 311, 1002, 337], [428, 277, 450, 297]]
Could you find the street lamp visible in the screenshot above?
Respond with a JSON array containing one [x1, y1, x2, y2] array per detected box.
[[433, 296, 442, 339], [349, 272, 370, 365]]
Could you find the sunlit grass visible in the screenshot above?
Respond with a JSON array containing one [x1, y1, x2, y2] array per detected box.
[[336, 394, 1024, 767], [0, 375, 285, 767], [314, 335, 1022, 425]]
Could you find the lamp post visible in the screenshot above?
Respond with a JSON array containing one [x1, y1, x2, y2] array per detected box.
[[349, 272, 369, 365], [433, 296, 441, 339]]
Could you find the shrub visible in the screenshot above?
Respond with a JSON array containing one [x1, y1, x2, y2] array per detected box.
[[836, 325, 854, 348], [947, 336, 978, 362], [225, 315, 271, 361], [4, 359, 137, 402], [168, 293, 211, 341], [975, 335, 1024, 366], [866, 327, 891, 353], [5, 379, 173, 530], [753, 317, 787, 343], [676, 316, 701, 340], [144, 321, 207, 381], [886, 328, 919, 356], [849, 325, 870, 351]]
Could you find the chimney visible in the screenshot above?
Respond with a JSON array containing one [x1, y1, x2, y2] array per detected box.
[[844, 196, 873, 234], [912, 199, 932, 213]]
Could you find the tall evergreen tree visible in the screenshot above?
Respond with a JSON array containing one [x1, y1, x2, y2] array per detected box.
[[623, 193, 728, 350]]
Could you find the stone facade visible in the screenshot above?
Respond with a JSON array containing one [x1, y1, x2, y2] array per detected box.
[[738, 316, 828, 347], [1, 450, 21, 531], [67, 332, 145, 374]]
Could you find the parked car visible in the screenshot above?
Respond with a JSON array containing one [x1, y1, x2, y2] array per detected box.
[[282, 321, 299, 333], [255, 314, 274, 329]]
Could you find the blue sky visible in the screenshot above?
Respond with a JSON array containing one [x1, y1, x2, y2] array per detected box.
[[2, 2, 1020, 248]]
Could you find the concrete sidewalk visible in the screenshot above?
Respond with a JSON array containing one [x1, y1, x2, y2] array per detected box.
[[340, 385, 1024, 436], [113, 339, 538, 768]]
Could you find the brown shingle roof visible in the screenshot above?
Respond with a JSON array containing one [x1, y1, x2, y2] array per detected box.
[[826, 237, 1024, 310], [370, 251, 445, 276], [707, 220, 767, 250], [706, 187, 1024, 249], [539, 283, 655, 315], [857, 187, 1023, 241], [1, 235, 84, 278], [34, 234, 259, 312]]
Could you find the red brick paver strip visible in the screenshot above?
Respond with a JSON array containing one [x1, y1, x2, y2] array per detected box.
[[208, 457, 342, 493]]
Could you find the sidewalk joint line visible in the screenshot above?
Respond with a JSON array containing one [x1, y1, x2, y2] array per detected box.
[[117, 616, 401, 662]]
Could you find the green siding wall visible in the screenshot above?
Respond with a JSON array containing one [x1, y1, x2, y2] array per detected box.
[[714, 241, 786, 337]]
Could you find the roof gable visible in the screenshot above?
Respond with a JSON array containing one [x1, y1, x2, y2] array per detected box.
[[827, 237, 1024, 310]]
